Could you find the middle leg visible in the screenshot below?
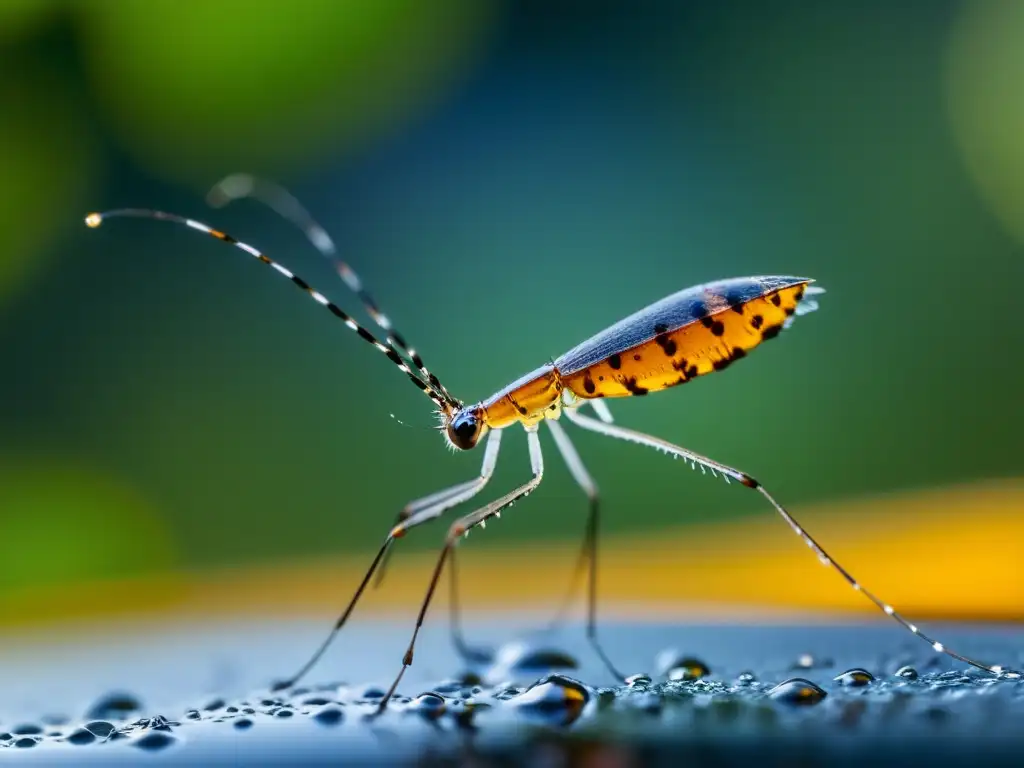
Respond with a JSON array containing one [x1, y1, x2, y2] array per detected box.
[[545, 418, 624, 680]]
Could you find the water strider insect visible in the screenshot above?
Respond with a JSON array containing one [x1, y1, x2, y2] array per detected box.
[[84, 175, 1011, 711]]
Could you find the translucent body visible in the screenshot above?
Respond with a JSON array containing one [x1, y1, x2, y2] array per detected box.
[[479, 276, 814, 430]]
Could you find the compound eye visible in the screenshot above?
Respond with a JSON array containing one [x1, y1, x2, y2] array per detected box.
[[447, 409, 482, 450]]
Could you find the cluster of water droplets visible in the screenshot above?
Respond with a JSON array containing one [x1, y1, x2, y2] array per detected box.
[[3, 641, 1022, 755]]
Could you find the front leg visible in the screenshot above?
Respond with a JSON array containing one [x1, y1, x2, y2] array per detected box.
[[274, 429, 502, 691], [374, 429, 503, 589], [377, 428, 545, 711]]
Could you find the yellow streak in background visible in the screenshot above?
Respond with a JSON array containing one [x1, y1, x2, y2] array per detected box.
[[2, 479, 1021, 630]]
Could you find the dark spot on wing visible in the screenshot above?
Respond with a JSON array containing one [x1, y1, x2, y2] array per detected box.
[[624, 377, 649, 396], [654, 323, 669, 334], [656, 334, 677, 357], [608, 354, 622, 370], [713, 346, 747, 372], [762, 323, 783, 340], [727, 292, 746, 314], [583, 375, 596, 395], [751, 314, 764, 330], [672, 359, 698, 379], [710, 319, 725, 336], [770, 293, 782, 307], [794, 286, 805, 301], [785, 306, 795, 316]]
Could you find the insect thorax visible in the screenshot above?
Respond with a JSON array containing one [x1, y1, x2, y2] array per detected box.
[[480, 364, 564, 430]]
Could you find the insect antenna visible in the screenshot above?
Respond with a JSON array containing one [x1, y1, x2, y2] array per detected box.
[[206, 173, 455, 405], [83, 209, 459, 412]]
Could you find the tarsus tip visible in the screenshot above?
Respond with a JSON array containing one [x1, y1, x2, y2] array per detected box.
[[84, 212, 102, 228]]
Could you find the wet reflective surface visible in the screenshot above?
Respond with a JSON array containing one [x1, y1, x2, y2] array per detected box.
[[0, 617, 1022, 765]]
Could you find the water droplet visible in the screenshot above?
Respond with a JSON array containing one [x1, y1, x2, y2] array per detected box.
[[12, 723, 43, 735], [133, 731, 176, 751], [656, 650, 710, 681], [432, 679, 467, 695], [735, 671, 757, 686], [511, 674, 590, 727], [0, 732, 12, 742], [67, 728, 96, 745], [234, 718, 253, 730], [14, 737, 38, 748], [184, 709, 202, 721], [767, 678, 827, 706], [275, 709, 294, 718], [485, 640, 578, 684], [313, 707, 343, 726], [84, 721, 115, 738], [203, 697, 227, 712], [834, 668, 875, 687], [301, 696, 333, 706], [407, 693, 446, 720], [626, 674, 652, 688], [85, 691, 143, 721], [361, 686, 386, 700], [895, 665, 919, 681]]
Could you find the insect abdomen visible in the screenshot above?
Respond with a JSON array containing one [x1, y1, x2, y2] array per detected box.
[[562, 282, 815, 399]]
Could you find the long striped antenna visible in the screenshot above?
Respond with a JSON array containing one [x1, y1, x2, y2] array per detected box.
[[83, 209, 460, 412], [206, 173, 455, 405]]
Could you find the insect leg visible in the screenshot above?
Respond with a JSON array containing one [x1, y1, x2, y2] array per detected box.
[[590, 399, 614, 424], [545, 419, 624, 680], [274, 430, 502, 691], [374, 429, 503, 589], [377, 428, 545, 712], [372, 483, 477, 590], [563, 408, 1007, 676]]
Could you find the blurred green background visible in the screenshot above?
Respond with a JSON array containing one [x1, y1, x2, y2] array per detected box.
[[1, 0, 1022, 599]]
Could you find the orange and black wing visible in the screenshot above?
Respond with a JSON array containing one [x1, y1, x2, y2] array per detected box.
[[557, 276, 819, 399]]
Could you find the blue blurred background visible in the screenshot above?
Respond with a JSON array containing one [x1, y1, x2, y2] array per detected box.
[[1, 0, 1022, 618]]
